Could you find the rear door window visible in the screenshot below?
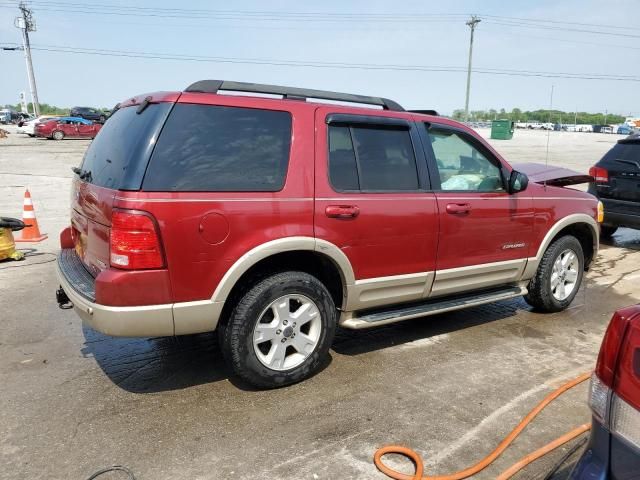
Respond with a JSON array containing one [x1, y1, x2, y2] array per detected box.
[[328, 124, 419, 191], [142, 104, 292, 192]]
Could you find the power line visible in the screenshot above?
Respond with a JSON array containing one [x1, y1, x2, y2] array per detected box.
[[484, 20, 640, 39], [17, 43, 640, 82], [0, 2, 636, 35]]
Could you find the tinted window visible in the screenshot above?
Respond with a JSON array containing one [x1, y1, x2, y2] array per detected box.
[[80, 103, 172, 190], [429, 129, 504, 192], [327, 125, 419, 191], [602, 143, 640, 167], [143, 104, 292, 192], [328, 126, 359, 190]]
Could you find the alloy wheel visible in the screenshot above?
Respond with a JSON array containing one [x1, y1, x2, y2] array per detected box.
[[252, 294, 322, 371], [550, 249, 580, 301]]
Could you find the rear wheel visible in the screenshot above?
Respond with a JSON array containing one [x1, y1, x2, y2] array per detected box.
[[220, 271, 336, 388], [600, 225, 618, 238], [525, 235, 584, 312], [52, 130, 64, 140]]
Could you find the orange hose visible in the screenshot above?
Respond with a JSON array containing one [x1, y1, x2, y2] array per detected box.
[[373, 372, 591, 480], [496, 423, 591, 480]]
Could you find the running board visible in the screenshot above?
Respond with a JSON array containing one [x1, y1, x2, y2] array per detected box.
[[340, 285, 527, 329]]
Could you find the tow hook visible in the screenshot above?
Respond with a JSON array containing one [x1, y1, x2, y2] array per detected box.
[[56, 286, 73, 310]]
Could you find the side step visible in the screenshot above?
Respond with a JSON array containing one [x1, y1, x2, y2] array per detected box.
[[340, 285, 527, 329]]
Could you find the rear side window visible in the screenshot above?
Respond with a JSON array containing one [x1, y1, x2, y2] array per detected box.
[[143, 104, 292, 192], [81, 103, 172, 190], [602, 143, 640, 166], [328, 125, 419, 191]]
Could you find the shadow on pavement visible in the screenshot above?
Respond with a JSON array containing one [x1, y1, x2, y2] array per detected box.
[[333, 297, 525, 355], [601, 227, 640, 251]]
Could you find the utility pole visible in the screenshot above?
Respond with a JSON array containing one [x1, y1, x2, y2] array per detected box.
[[14, 2, 40, 116], [464, 15, 481, 123]]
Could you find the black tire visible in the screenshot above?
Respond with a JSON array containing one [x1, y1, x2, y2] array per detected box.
[[220, 271, 336, 388], [524, 235, 584, 312], [600, 225, 618, 238], [52, 130, 64, 140]]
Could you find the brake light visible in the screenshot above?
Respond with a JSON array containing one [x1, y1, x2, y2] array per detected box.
[[589, 306, 640, 450], [589, 166, 609, 183], [110, 210, 164, 270]]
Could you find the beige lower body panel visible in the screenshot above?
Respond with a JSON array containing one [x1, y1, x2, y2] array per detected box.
[[345, 272, 434, 311], [429, 259, 528, 298]]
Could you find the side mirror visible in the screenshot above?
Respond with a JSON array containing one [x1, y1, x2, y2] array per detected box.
[[508, 170, 528, 194]]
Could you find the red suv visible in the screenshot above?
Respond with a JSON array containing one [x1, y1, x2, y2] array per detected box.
[[56, 80, 602, 388]]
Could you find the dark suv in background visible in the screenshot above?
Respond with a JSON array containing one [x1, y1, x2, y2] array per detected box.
[[589, 133, 640, 238], [70, 106, 106, 123]]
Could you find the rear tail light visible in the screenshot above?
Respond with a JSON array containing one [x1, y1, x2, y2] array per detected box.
[[589, 166, 609, 183], [610, 394, 640, 448], [110, 210, 164, 270], [589, 307, 640, 449]]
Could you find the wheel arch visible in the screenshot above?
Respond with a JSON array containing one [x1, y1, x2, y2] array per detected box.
[[212, 237, 354, 326], [523, 214, 599, 279]]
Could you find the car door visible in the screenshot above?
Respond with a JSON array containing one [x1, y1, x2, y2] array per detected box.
[[77, 122, 94, 138], [419, 123, 534, 297], [58, 120, 75, 136], [314, 108, 439, 311]]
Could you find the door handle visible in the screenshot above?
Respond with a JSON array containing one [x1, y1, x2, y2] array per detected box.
[[325, 205, 360, 219], [446, 203, 471, 215]]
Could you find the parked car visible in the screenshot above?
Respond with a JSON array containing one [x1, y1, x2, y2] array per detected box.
[[588, 133, 640, 237], [617, 125, 633, 135], [569, 304, 640, 479], [55, 80, 602, 388], [16, 115, 61, 137], [70, 107, 106, 123], [35, 116, 101, 140]]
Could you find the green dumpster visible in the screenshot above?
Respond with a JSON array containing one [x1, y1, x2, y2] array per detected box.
[[490, 119, 514, 140]]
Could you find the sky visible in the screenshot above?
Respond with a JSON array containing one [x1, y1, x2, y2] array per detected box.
[[0, 0, 638, 116]]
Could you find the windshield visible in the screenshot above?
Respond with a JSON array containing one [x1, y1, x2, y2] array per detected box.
[[80, 102, 173, 190]]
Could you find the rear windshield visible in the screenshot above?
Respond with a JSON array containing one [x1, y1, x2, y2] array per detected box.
[[80, 103, 172, 190], [602, 143, 640, 167], [142, 104, 292, 192]]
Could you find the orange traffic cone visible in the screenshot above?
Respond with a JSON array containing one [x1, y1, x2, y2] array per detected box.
[[14, 189, 48, 242]]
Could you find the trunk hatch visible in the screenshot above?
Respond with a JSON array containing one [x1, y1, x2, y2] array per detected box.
[[71, 100, 175, 276]]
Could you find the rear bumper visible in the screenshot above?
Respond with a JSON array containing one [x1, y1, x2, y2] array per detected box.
[[600, 198, 640, 229], [569, 419, 610, 480], [56, 249, 175, 336]]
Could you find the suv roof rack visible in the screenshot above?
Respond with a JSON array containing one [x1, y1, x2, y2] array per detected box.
[[184, 80, 405, 112], [409, 109, 439, 116]]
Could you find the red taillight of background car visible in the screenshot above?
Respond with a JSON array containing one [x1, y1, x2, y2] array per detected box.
[[589, 306, 640, 449], [589, 166, 609, 183], [110, 210, 164, 270]]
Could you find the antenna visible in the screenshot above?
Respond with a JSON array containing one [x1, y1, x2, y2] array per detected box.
[[545, 85, 554, 168]]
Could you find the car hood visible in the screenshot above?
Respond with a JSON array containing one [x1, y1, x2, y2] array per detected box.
[[512, 162, 593, 186]]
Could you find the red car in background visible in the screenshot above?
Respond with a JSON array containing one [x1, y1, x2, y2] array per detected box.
[[35, 116, 101, 140]]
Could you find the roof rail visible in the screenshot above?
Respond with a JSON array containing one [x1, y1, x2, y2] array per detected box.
[[184, 80, 405, 112], [409, 109, 439, 116]]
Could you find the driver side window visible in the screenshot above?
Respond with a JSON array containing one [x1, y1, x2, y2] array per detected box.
[[429, 129, 504, 192]]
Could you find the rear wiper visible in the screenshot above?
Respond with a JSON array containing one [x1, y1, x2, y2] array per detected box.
[[614, 158, 640, 169], [71, 166, 92, 181]]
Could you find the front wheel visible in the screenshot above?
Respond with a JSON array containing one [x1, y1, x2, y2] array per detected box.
[[52, 130, 64, 140], [220, 271, 337, 388], [525, 235, 584, 312]]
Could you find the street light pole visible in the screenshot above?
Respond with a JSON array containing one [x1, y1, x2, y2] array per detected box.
[[464, 15, 481, 123], [15, 2, 40, 116]]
